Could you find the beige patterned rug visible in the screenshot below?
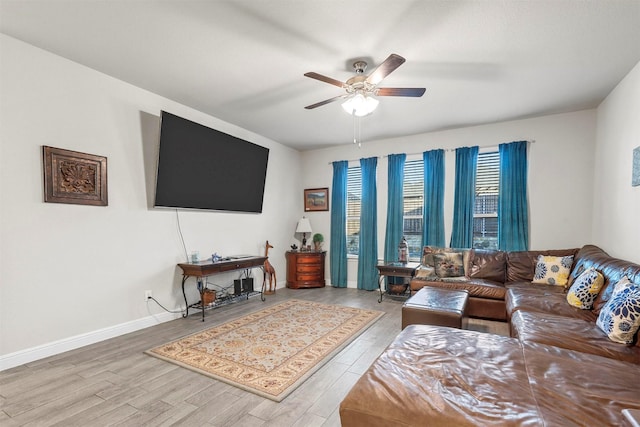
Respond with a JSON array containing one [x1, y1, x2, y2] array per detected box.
[[146, 300, 384, 401]]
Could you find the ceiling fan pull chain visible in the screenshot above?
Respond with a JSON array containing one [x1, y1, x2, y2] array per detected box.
[[353, 114, 357, 145]]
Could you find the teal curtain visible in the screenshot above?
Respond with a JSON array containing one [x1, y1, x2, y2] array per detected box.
[[357, 157, 378, 290], [330, 161, 348, 287], [422, 149, 445, 247], [384, 154, 406, 262], [498, 141, 529, 251], [450, 146, 479, 248]]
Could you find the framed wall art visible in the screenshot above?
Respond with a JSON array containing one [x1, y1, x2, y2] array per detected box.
[[43, 146, 108, 206], [304, 187, 329, 212], [633, 146, 640, 187]]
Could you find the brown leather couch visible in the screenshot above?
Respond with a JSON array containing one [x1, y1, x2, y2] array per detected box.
[[409, 247, 579, 321], [507, 244, 640, 363], [341, 245, 640, 426]]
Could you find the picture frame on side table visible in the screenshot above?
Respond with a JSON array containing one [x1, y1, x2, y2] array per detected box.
[[43, 146, 108, 206], [304, 187, 329, 212]]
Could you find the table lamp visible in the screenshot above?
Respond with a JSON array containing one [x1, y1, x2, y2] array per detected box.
[[296, 217, 312, 249]]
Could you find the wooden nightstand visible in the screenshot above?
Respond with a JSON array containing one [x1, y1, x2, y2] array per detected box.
[[286, 251, 326, 288]]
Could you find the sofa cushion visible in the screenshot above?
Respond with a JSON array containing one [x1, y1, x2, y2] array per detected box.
[[505, 282, 596, 322], [340, 325, 640, 427], [566, 267, 605, 309], [596, 277, 640, 344], [412, 278, 506, 300], [433, 252, 465, 278], [532, 254, 574, 286], [467, 249, 507, 283], [521, 341, 640, 425], [511, 310, 640, 364], [340, 325, 542, 427], [506, 248, 579, 283]]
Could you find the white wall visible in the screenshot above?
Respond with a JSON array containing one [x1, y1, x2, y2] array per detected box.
[[300, 110, 598, 287], [3, 31, 634, 367], [593, 61, 640, 264], [0, 35, 302, 365]]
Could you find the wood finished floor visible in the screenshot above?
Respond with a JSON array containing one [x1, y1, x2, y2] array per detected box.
[[0, 287, 508, 427]]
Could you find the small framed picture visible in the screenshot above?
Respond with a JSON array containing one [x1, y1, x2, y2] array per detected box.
[[43, 146, 108, 206], [304, 188, 329, 212], [633, 146, 640, 187]]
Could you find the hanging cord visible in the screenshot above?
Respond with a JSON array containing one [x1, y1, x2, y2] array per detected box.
[[352, 114, 362, 147], [175, 209, 189, 262], [352, 112, 357, 145], [147, 296, 185, 315]]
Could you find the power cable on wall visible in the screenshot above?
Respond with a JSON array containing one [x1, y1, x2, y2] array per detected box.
[[147, 296, 185, 315], [176, 209, 189, 263]]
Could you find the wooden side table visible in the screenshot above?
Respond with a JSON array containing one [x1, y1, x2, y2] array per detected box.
[[286, 251, 326, 288], [376, 261, 420, 302]]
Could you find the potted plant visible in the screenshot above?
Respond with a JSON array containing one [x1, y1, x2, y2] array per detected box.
[[312, 233, 324, 251]]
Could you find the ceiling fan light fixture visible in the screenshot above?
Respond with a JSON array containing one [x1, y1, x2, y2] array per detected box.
[[341, 93, 379, 117]]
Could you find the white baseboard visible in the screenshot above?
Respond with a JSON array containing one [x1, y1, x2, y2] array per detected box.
[[1, 284, 295, 372], [0, 310, 181, 372]]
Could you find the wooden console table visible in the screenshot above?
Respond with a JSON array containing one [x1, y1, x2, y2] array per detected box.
[[178, 256, 267, 321]]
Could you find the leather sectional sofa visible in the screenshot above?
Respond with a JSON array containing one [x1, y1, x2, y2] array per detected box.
[[340, 244, 640, 426], [409, 246, 580, 321]]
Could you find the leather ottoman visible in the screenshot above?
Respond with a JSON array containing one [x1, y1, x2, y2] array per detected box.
[[402, 286, 468, 329]]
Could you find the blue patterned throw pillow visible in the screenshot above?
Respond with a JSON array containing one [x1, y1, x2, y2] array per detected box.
[[566, 267, 605, 309], [596, 277, 640, 344], [532, 255, 574, 286]]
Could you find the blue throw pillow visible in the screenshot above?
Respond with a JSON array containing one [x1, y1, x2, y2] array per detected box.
[[596, 277, 640, 344], [566, 267, 605, 309], [532, 255, 574, 286]]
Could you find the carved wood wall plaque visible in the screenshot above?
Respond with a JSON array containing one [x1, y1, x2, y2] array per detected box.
[[43, 146, 108, 206]]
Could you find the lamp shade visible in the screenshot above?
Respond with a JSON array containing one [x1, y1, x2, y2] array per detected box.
[[342, 93, 379, 117], [296, 217, 312, 234]]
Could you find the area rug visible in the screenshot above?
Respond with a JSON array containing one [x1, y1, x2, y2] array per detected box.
[[146, 300, 384, 401]]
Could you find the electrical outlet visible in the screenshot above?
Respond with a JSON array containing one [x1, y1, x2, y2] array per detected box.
[[145, 290, 152, 301]]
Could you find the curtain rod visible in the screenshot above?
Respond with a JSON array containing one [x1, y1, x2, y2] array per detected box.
[[386, 140, 536, 157], [327, 156, 383, 165], [327, 140, 535, 165]]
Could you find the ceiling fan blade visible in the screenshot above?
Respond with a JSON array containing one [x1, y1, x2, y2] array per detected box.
[[365, 54, 406, 86], [304, 72, 345, 88], [376, 87, 426, 97], [304, 94, 348, 109]]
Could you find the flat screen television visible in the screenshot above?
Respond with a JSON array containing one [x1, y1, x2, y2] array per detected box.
[[154, 111, 269, 213]]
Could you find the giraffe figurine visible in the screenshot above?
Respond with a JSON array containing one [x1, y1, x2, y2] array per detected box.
[[263, 240, 277, 295]]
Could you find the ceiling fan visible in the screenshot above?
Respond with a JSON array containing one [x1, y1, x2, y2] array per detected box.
[[304, 53, 426, 115]]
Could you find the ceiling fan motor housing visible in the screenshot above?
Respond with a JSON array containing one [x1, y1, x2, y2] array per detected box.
[[353, 60, 368, 74]]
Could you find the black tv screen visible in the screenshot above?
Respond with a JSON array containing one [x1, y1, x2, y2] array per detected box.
[[154, 111, 269, 213]]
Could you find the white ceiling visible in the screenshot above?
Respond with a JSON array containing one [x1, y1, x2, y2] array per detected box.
[[1, 0, 639, 151]]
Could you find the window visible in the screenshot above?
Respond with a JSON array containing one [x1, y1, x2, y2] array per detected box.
[[473, 151, 499, 249], [346, 166, 361, 255], [402, 159, 423, 259]]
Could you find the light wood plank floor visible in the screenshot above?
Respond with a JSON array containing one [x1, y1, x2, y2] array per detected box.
[[0, 287, 508, 426]]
